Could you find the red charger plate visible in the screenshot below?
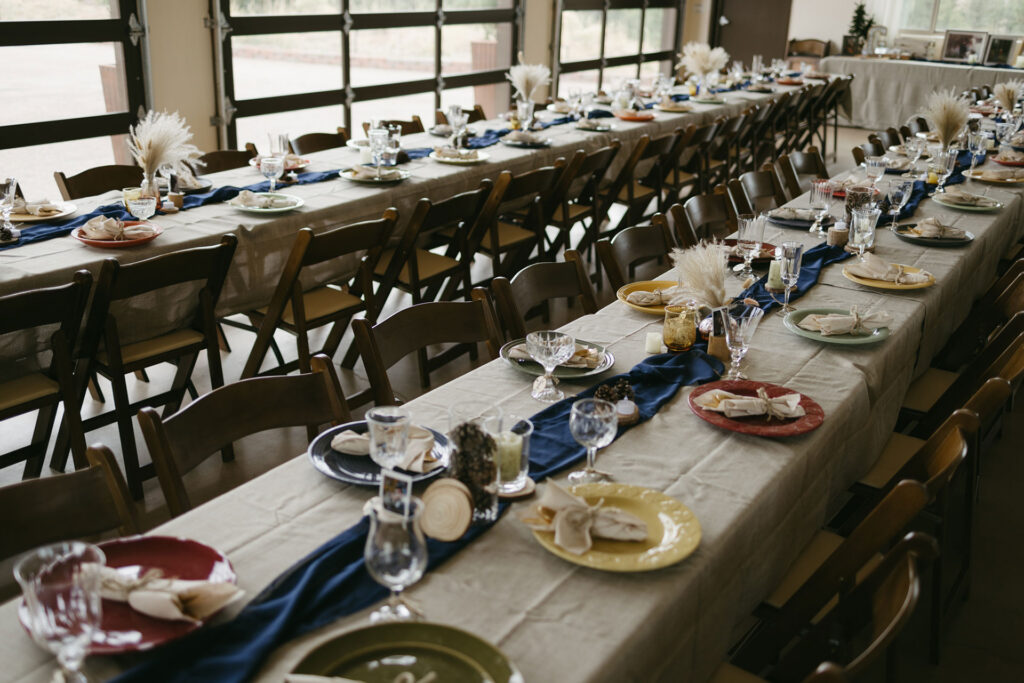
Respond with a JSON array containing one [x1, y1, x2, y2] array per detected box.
[[614, 110, 656, 122], [249, 156, 310, 172], [688, 380, 825, 437], [992, 157, 1024, 167], [19, 535, 237, 654], [723, 238, 777, 264], [776, 78, 804, 86], [72, 222, 162, 248]]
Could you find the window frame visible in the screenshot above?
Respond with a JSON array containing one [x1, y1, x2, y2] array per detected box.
[[0, 0, 148, 151], [215, 0, 523, 148]]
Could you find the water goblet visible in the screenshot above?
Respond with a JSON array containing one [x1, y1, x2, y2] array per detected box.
[[850, 206, 880, 260], [885, 179, 913, 228], [366, 406, 410, 471], [259, 155, 285, 192], [125, 191, 157, 221], [1, 176, 21, 239], [525, 330, 575, 403], [735, 212, 764, 279], [268, 131, 289, 157], [967, 131, 986, 174], [567, 398, 617, 485], [15, 541, 105, 683], [935, 148, 957, 193], [808, 178, 834, 238], [723, 306, 765, 380], [368, 127, 389, 180], [382, 125, 401, 167], [864, 155, 886, 188], [364, 496, 428, 623], [779, 241, 804, 313], [448, 110, 469, 149]]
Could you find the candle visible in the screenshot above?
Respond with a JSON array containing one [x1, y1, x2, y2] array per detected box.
[[644, 332, 663, 354], [359, 146, 373, 164], [767, 260, 785, 290], [494, 431, 522, 483], [827, 225, 849, 247]]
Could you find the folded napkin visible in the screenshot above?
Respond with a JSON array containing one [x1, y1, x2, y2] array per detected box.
[[907, 216, 967, 239], [83, 563, 242, 623], [175, 167, 206, 190], [549, 101, 574, 114], [693, 387, 805, 420], [830, 177, 862, 190], [507, 343, 604, 369], [977, 168, 1024, 181], [996, 149, 1024, 162], [521, 481, 647, 555], [79, 216, 156, 241], [228, 190, 296, 208], [330, 425, 440, 473], [658, 96, 692, 111], [430, 124, 452, 135], [798, 306, 892, 336], [432, 146, 479, 161], [12, 197, 64, 216], [346, 165, 404, 181], [845, 252, 932, 284], [576, 118, 608, 130], [504, 130, 546, 144], [254, 153, 303, 167], [769, 207, 818, 221], [940, 188, 999, 207], [884, 156, 912, 171], [625, 285, 679, 306]]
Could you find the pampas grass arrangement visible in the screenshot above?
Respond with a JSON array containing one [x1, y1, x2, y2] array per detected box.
[[993, 80, 1023, 113], [669, 241, 729, 309], [677, 42, 730, 79], [127, 110, 203, 181], [506, 52, 550, 102], [922, 89, 969, 149]]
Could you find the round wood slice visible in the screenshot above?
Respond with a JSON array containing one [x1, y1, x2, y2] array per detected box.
[[421, 479, 473, 541]]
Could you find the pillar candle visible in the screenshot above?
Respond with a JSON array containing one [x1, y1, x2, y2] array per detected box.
[[767, 260, 785, 290]]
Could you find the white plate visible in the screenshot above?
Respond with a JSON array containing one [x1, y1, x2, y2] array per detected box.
[[345, 139, 369, 149], [340, 169, 410, 184], [429, 150, 490, 165], [9, 203, 77, 223], [931, 193, 1003, 212], [228, 192, 304, 213]]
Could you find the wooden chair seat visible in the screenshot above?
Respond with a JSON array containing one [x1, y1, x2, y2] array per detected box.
[[902, 367, 958, 413], [374, 247, 460, 284], [616, 180, 657, 202], [857, 432, 925, 489], [491, 220, 536, 248], [0, 373, 61, 413], [710, 663, 766, 683], [551, 202, 593, 223], [97, 329, 206, 367], [258, 285, 363, 327]]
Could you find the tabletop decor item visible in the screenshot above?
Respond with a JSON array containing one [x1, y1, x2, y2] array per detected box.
[[993, 80, 1023, 114], [127, 110, 203, 199], [0, 177, 19, 242], [842, 252, 936, 289], [73, 220, 161, 248], [678, 42, 730, 96], [930, 187, 1002, 212], [723, 306, 764, 379], [449, 421, 500, 523], [521, 480, 647, 555], [364, 497, 427, 623], [501, 338, 613, 380], [786, 307, 891, 345], [593, 378, 638, 426], [617, 279, 681, 313], [567, 398, 618, 484], [736, 242, 851, 313], [494, 416, 534, 497], [688, 380, 825, 437], [778, 241, 804, 312], [669, 241, 728, 310], [420, 478, 473, 541], [307, 420, 450, 486], [506, 53, 550, 113], [849, 206, 880, 259], [524, 330, 576, 402], [921, 89, 969, 150], [227, 190, 303, 212]]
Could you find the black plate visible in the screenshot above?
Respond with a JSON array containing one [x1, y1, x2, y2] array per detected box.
[[892, 224, 974, 248], [307, 420, 450, 487], [767, 215, 836, 230], [173, 177, 214, 194], [501, 138, 552, 149]]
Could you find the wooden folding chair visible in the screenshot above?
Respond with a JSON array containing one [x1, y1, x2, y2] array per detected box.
[[435, 105, 486, 125], [291, 128, 350, 155], [603, 129, 687, 236], [542, 143, 621, 259], [653, 202, 699, 250], [684, 187, 734, 241], [194, 144, 258, 173], [778, 147, 829, 199], [596, 220, 676, 292], [730, 163, 788, 216], [361, 116, 424, 136], [54, 165, 143, 200]]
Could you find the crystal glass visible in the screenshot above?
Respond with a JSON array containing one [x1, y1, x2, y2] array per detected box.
[[967, 131, 987, 174], [779, 241, 804, 312], [259, 155, 285, 192], [906, 136, 925, 165], [929, 149, 956, 192], [368, 127, 389, 180], [885, 178, 913, 228], [15, 542, 105, 683], [1, 176, 20, 238], [851, 206, 880, 260], [663, 303, 698, 351], [567, 398, 617, 485], [495, 416, 533, 494], [366, 406, 410, 471], [364, 497, 427, 623], [516, 99, 535, 130], [125, 194, 157, 221], [525, 330, 575, 403], [735, 213, 765, 278], [724, 306, 765, 380], [808, 179, 833, 239], [447, 109, 469, 149], [383, 125, 401, 166], [268, 132, 289, 156], [864, 155, 886, 187]]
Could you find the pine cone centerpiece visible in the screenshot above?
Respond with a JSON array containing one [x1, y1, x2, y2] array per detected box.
[[450, 422, 498, 513], [594, 378, 635, 403]]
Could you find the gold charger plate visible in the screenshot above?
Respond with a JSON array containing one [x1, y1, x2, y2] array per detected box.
[[616, 279, 678, 315], [10, 202, 77, 222], [964, 169, 1024, 184], [841, 264, 935, 290], [532, 482, 701, 572]]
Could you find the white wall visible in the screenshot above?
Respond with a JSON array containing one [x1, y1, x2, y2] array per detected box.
[[787, 0, 896, 54]]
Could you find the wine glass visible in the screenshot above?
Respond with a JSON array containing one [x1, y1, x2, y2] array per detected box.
[[935, 148, 957, 193], [967, 131, 986, 174], [259, 156, 285, 192], [723, 306, 765, 380], [850, 206, 880, 261], [567, 398, 617, 485], [125, 189, 157, 221], [15, 541, 105, 683], [366, 406, 410, 471], [368, 128, 389, 180], [885, 179, 913, 228], [864, 155, 886, 188], [735, 213, 764, 279], [448, 109, 468, 149], [1, 176, 20, 239], [525, 330, 575, 403], [808, 178, 833, 239], [364, 497, 428, 623], [779, 241, 804, 313]]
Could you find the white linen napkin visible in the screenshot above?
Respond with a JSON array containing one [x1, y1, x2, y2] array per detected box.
[[504, 130, 545, 144], [82, 564, 242, 623], [549, 100, 573, 114], [996, 148, 1024, 162], [12, 198, 64, 216], [693, 387, 806, 419], [769, 207, 818, 221], [625, 286, 678, 306], [346, 165, 403, 181], [432, 146, 479, 160], [884, 156, 912, 170], [576, 118, 607, 130], [845, 252, 933, 284], [908, 217, 967, 239], [940, 188, 999, 207], [79, 216, 156, 241], [507, 343, 604, 369], [521, 481, 648, 555], [228, 190, 296, 208], [330, 425, 440, 473], [175, 167, 205, 190], [978, 168, 1024, 181], [798, 306, 892, 336]]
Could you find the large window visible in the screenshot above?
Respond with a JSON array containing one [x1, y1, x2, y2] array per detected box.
[[217, 0, 520, 149], [899, 0, 1024, 34], [554, 0, 681, 98], [0, 0, 147, 197]]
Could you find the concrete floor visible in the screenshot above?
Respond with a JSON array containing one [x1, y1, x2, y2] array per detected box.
[[1, 126, 1020, 680]]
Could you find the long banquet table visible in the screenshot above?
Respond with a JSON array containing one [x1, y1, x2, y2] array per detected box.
[[821, 55, 1024, 129], [2, 95, 1024, 682]]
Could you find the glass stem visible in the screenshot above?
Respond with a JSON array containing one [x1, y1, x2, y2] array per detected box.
[[783, 285, 792, 310], [586, 446, 596, 472], [269, 178, 275, 192], [730, 349, 742, 376]]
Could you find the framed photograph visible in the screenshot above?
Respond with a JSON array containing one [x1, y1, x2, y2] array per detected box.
[[841, 35, 860, 56], [942, 30, 988, 63], [983, 35, 1018, 65]]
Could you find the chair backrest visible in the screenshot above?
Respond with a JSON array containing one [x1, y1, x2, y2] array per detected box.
[[435, 105, 486, 125], [735, 164, 788, 214], [54, 164, 143, 200], [683, 189, 732, 240], [596, 221, 675, 292], [906, 116, 929, 135], [138, 355, 350, 517], [787, 38, 830, 58], [361, 116, 425, 136], [779, 147, 829, 198], [470, 162, 567, 258], [0, 445, 137, 561], [352, 298, 503, 406], [291, 127, 350, 155], [653, 202, 698, 250], [875, 128, 902, 149], [490, 250, 597, 339], [679, 120, 720, 175], [557, 142, 622, 208], [195, 146, 257, 174]]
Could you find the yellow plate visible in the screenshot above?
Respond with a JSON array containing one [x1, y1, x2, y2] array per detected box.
[[964, 169, 1024, 184], [532, 482, 701, 572], [841, 264, 936, 290], [616, 280, 678, 315]]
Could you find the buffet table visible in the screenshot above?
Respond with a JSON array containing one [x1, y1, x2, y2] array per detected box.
[[2, 145, 1022, 680], [820, 55, 1023, 129]]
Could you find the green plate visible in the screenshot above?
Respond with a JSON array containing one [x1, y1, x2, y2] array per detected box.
[[500, 338, 614, 380], [783, 308, 890, 345], [291, 622, 523, 683], [930, 193, 1003, 212]]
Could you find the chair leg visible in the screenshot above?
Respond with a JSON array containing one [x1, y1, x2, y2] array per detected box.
[[87, 374, 104, 403], [216, 321, 232, 352], [162, 353, 199, 418], [339, 339, 361, 369], [109, 372, 145, 500], [416, 347, 431, 388], [23, 403, 59, 478]]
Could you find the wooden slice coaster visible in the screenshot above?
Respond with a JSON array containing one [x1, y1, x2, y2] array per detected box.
[[498, 476, 536, 500], [421, 478, 473, 542]]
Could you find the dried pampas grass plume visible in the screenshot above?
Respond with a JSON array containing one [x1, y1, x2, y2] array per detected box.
[[127, 110, 203, 179], [669, 241, 729, 309], [921, 89, 969, 149], [506, 52, 551, 102], [993, 80, 1023, 113]]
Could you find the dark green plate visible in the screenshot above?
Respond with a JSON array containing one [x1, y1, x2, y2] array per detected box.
[[291, 622, 523, 683], [500, 338, 614, 380]]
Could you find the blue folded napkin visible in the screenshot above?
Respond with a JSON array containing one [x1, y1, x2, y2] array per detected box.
[[180, 169, 341, 210], [587, 109, 615, 119], [736, 242, 852, 313], [466, 128, 510, 149], [404, 147, 433, 161], [539, 115, 575, 128], [672, 93, 691, 102]]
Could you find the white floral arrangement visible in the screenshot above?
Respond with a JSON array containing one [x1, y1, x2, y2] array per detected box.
[[921, 89, 969, 149], [677, 42, 730, 79], [127, 110, 203, 179], [506, 52, 550, 103]]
